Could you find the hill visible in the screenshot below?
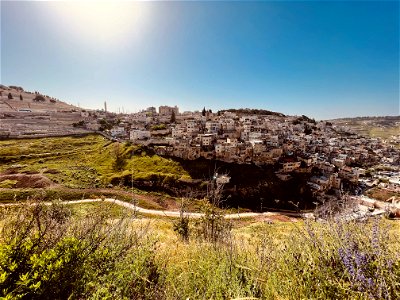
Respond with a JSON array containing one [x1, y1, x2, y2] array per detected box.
[[329, 116, 400, 139], [0, 84, 80, 113], [218, 108, 285, 117], [0, 135, 316, 211], [0, 85, 97, 139]]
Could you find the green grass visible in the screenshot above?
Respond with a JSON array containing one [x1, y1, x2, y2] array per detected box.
[[0, 135, 191, 189], [1, 199, 399, 299], [66, 201, 136, 218], [0, 188, 164, 209], [0, 179, 18, 188]]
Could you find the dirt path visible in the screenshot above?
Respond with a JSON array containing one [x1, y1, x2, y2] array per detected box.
[[0, 198, 305, 219]]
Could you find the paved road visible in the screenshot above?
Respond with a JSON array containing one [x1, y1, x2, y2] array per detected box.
[[0, 198, 299, 219]]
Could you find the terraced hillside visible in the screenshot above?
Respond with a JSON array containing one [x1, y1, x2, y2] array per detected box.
[[0, 85, 78, 112], [330, 116, 400, 139], [0, 85, 95, 138], [0, 135, 190, 189], [0, 134, 316, 211]]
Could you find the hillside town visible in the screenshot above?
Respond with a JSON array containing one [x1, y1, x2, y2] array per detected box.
[[113, 106, 399, 200], [1, 86, 399, 208]]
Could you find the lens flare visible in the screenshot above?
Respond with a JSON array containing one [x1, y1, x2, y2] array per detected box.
[[48, 1, 150, 49]]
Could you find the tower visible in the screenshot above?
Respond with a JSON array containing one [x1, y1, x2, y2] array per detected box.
[[104, 101, 107, 112]]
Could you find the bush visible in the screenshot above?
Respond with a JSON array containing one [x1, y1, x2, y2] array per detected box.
[[33, 95, 46, 102], [151, 124, 167, 131], [0, 179, 18, 188], [245, 218, 400, 299], [0, 201, 158, 299]]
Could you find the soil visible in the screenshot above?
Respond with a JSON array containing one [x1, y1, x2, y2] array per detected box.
[[0, 174, 57, 188]]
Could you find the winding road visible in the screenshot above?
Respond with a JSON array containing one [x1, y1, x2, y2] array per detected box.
[[0, 198, 305, 219]]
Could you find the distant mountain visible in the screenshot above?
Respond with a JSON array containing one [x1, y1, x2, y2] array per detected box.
[[0, 85, 81, 113]]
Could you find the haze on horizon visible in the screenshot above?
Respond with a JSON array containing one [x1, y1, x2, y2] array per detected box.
[[1, 0, 399, 120]]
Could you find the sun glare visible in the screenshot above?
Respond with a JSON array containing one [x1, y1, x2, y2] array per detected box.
[[49, 1, 150, 48]]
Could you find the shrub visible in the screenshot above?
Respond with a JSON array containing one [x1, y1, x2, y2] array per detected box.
[[0, 179, 18, 188], [246, 218, 400, 299], [151, 124, 167, 131], [192, 177, 232, 244], [112, 143, 126, 171], [0, 201, 157, 299], [33, 95, 46, 102]]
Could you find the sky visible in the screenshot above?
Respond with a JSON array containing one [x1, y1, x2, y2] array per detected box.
[[1, 0, 399, 120]]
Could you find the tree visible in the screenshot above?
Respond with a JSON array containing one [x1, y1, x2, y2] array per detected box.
[[33, 95, 46, 102], [193, 172, 232, 244], [173, 197, 191, 242], [170, 110, 176, 123], [8, 92, 13, 99], [304, 126, 313, 135], [19, 94, 23, 101], [202, 107, 206, 116], [112, 142, 126, 171]]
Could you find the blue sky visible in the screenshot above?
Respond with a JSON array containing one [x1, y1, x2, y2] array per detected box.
[[1, 0, 399, 119]]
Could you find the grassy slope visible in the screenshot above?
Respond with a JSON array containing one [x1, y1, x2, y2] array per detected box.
[[0, 135, 190, 189], [1, 196, 400, 299], [331, 118, 400, 139], [368, 126, 400, 139], [0, 135, 196, 210], [0, 134, 317, 211]]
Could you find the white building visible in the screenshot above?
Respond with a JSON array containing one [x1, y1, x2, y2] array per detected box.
[[130, 130, 151, 141], [110, 126, 126, 137]]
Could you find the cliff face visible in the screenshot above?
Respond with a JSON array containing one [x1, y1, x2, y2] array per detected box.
[[115, 156, 317, 212]]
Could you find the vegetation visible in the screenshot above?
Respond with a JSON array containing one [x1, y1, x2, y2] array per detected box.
[[0, 201, 155, 299], [0, 135, 317, 211], [0, 135, 190, 190], [151, 124, 167, 131], [0, 180, 18, 189], [0, 200, 399, 299], [98, 118, 120, 131], [0, 188, 165, 210], [72, 120, 85, 128], [33, 95, 46, 102], [218, 108, 285, 117], [9, 86, 24, 91], [170, 110, 176, 123], [331, 116, 400, 140], [0, 134, 398, 298]]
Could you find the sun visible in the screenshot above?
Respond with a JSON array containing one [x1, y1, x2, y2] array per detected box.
[[49, 1, 150, 48]]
